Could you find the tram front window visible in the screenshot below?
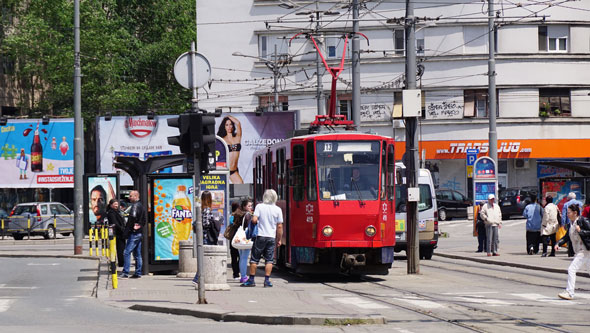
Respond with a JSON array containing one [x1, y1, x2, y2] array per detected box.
[[316, 141, 380, 201]]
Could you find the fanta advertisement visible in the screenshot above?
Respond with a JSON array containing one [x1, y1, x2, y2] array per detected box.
[[0, 119, 74, 188], [153, 178, 194, 261]]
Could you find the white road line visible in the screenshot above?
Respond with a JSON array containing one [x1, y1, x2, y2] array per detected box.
[[511, 293, 579, 305], [454, 296, 514, 306], [442, 291, 498, 295], [0, 284, 38, 290], [0, 299, 14, 313], [27, 263, 61, 266], [572, 294, 590, 299], [392, 328, 415, 333], [393, 297, 444, 309], [331, 296, 389, 309]]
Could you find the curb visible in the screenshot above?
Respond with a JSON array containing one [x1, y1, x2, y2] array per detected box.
[[435, 252, 590, 278], [0, 253, 98, 260], [128, 304, 386, 326]]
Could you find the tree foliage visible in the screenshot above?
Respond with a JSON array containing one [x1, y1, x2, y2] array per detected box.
[[2, 0, 196, 122]]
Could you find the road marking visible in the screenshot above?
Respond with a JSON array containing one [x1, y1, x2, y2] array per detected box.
[[331, 296, 389, 309], [393, 297, 443, 309], [442, 291, 498, 295], [392, 328, 415, 333], [512, 293, 579, 305], [453, 296, 514, 306], [0, 284, 38, 290], [27, 263, 61, 266], [0, 299, 14, 313]]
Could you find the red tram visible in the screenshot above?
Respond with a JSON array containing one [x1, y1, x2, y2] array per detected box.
[[253, 132, 396, 275]]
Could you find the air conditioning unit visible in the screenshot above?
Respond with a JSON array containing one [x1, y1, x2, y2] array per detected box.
[[514, 158, 530, 169]]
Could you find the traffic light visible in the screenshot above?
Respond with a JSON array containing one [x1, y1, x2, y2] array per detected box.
[[167, 114, 192, 154], [197, 114, 216, 174]]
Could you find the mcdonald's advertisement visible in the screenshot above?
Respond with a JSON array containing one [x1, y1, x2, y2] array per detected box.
[[152, 177, 194, 261], [0, 119, 74, 188]]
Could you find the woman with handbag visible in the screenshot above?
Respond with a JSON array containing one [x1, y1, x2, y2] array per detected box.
[[227, 201, 241, 280], [232, 198, 254, 283], [541, 196, 559, 257]]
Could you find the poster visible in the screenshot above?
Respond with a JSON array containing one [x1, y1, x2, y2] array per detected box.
[[85, 175, 118, 226], [540, 179, 583, 211], [0, 119, 74, 188], [215, 112, 294, 184], [153, 177, 194, 261], [200, 173, 228, 240]]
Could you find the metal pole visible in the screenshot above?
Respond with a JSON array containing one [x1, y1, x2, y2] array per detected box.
[[73, 0, 85, 255], [193, 152, 206, 304], [488, 0, 498, 171], [405, 0, 420, 274], [274, 45, 279, 112], [190, 41, 198, 110], [351, 0, 361, 126], [315, 8, 325, 116]]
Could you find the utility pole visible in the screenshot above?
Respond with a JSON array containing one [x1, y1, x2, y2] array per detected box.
[[351, 0, 361, 127], [73, 0, 84, 255], [405, 0, 420, 274], [488, 0, 498, 172], [315, 3, 325, 116]]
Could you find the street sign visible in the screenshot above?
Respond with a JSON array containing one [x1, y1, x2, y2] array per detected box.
[[466, 149, 478, 166], [173, 52, 211, 89]]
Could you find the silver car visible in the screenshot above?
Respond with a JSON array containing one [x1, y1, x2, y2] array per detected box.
[[8, 202, 74, 240]]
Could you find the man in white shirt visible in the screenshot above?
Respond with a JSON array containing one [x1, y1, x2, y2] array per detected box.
[[241, 189, 283, 288], [480, 194, 503, 257]]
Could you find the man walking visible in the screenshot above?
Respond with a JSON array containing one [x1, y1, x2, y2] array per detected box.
[[524, 196, 543, 255], [480, 194, 503, 257], [561, 192, 583, 257], [121, 190, 145, 279], [241, 189, 283, 288]]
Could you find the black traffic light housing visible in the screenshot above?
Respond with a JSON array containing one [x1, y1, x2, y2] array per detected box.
[[197, 113, 216, 174], [167, 114, 193, 154]]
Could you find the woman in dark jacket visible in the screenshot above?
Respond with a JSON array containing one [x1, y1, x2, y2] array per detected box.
[[107, 199, 126, 268], [554, 204, 590, 300]]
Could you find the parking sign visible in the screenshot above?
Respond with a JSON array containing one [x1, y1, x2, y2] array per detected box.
[[466, 149, 478, 166]]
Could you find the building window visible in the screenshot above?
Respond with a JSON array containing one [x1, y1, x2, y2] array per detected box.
[[326, 35, 349, 59], [394, 30, 404, 55], [326, 93, 351, 119], [539, 88, 570, 117], [259, 95, 288, 111], [538, 26, 568, 52], [259, 35, 289, 60], [464, 90, 488, 118]]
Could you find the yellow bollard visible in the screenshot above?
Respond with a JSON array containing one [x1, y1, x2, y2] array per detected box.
[[27, 217, 31, 240], [101, 225, 106, 257], [89, 227, 94, 256], [1, 218, 4, 240], [110, 235, 118, 289], [94, 227, 99, 257], [53, 216, 57, 239]]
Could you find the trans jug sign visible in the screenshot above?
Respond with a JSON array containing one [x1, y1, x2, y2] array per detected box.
[[0, 119, 74, 188]]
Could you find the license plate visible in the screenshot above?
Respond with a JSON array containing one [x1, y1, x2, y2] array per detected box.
[[502, 202, 511, 206]]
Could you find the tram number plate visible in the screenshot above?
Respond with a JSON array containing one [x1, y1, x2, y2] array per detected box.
[[395, 219, 406, 232]]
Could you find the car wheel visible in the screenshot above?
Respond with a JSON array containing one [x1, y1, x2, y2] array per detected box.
[[44, 225, 56, 239], [438, 208, 447, 221], [12, 234, 24, 240], [421, 246, 434, 260]]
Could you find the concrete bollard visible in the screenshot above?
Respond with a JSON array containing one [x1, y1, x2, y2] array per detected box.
[[177, 240, 197, 278], [197, 244, 230, 291]]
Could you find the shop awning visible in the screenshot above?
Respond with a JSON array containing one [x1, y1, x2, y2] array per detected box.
[[538, 160, 590, 177]]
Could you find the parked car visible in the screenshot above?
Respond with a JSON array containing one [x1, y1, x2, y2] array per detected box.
[[499, 186, 538, 219], [436, 189, 472, 221], [8, 202, 74, 240]]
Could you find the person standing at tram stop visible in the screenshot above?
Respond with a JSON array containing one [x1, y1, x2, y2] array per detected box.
[[107, 199, 127, 268], [228, 200, 241, 280], [474, 202, 487, 253], [121, 190, 145, 279], [192, 191, 222, 285], [480, 194, 503, 257], [236, 197, 254, 283], [524, 196, 543, 255], [217, 115, 244, 184], [241, 189, 283, 288], [555, 204, 590, 300], [541, 196, 559, 257]]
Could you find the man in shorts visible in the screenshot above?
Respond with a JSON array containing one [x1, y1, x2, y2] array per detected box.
[[241, 189, 283, 288]]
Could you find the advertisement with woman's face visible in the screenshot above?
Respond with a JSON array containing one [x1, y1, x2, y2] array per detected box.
[[215, 112, 295, 184]]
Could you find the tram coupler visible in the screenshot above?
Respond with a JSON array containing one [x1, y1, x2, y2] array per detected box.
[[341, 253, 366, 268]]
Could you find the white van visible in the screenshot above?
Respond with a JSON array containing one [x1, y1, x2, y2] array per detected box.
[[393, 164, 438, 259]]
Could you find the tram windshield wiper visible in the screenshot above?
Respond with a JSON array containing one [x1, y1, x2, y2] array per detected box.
[[350, 178, 365, 206], [328, 177, 339, 205]]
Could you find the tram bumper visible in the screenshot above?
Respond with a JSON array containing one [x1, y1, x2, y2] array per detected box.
[[341, 253, 366, 267]]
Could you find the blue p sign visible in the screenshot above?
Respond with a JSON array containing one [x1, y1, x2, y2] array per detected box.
[[467, 153, 477, 166]]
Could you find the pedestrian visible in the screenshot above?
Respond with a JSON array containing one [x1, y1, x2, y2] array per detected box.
[[228, 201, 241, 280], [106, 199, 126, 268], [192, 191, 222, 284], [524, 196, 543, 255], [581, 197, 590, 218], [561, 192, 583, 257], [121, 190, 145, 279], [555, 204, 590, 300], [480, 193, 502, 257], [475, 202, 487, 253], [541, 196, 559, 257], [234, 197, 254, 283], [241, 189, 283, 288]]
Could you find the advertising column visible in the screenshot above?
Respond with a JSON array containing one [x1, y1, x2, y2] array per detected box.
[[473, 156, 498, 204]]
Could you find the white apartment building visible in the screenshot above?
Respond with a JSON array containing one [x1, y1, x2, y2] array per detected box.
[[197, 1, 590, 196]]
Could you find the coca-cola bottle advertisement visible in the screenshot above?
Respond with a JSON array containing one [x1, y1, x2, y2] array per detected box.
[[0, 119, 74, 188]]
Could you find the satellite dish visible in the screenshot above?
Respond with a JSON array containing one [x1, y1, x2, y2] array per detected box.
[[173, 52, 211, 89]]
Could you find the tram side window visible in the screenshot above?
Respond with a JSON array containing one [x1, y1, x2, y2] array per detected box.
[[386, 145, 395, 201], [255, 156, 263, 202], [306, 141, 317, 201], [381, 142, 386, 200], [277, 148, 286, 200], [292, 145, 305, 201]]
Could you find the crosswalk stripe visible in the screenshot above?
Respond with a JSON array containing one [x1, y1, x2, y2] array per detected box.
[[453, 296, 514, 306], [0, 299, 14, 313], [512, 293, 580, 304], [331, 296, 389, 309], [393, 297, 443, 309]]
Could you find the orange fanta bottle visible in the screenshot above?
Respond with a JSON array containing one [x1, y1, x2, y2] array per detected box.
[[171, 185, 192, 256]]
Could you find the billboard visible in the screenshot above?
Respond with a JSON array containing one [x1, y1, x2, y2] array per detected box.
[[84, 174, 119, 227], [0, 119, 74, 188], [97, 112, 295, 185]]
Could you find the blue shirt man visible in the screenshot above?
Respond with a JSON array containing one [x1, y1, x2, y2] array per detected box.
[[561, 192, 583, 226], [523, 196, 543, 255]]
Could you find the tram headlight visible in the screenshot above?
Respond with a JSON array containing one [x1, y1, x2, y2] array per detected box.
[[322, 226, 333, 237], [365, 225, 377, 237]]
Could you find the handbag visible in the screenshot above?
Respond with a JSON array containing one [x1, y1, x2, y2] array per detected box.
[[245, 219, 258, 240], [231, 225, 253, 250], [223, 222, 240, 240]]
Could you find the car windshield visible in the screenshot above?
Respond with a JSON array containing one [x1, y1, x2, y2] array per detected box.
[[395, 184, 433, 213], [500, 189, 517, 199], [316, 140, 380, 201], [13, 205, 36, 215]]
